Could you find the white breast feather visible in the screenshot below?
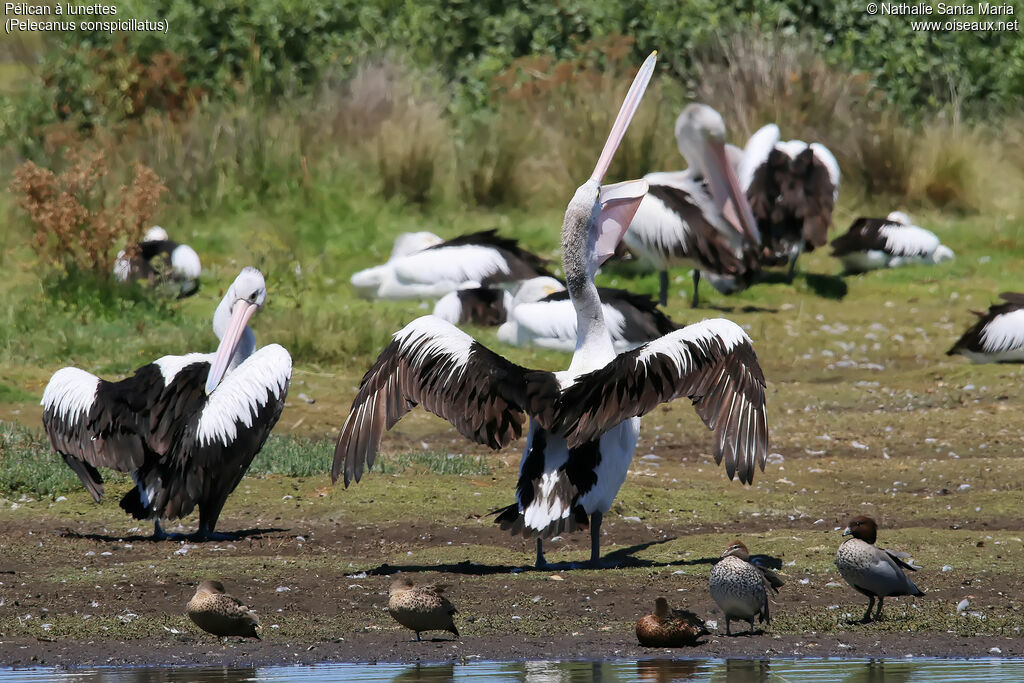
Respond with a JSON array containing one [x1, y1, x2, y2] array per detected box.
[[196, 344, 292, 448], [634, 318, 750, 371], [980, 309, 1024, 353], [41, 367, 100, 421]]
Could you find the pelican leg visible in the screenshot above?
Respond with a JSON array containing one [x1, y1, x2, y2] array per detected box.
[[786, 243, 802, 283], [535, 538, 547, 569], [588, 511, 604, 567], [658, 271, 669, 306], [152, 519, 167, 540], [691, 270, 701, 308]]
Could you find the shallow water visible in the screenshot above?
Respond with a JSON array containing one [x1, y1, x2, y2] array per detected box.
[[2, 658, 1023, 682]]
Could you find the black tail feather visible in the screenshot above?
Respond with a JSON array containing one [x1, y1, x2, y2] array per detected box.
[[62, 455, 105, 503], [119, 487, 149, 520]]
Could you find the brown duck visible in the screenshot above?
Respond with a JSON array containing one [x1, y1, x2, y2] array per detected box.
[[636, 597, 708, 647], [835, 516, 924, 622], [709, 540, 784, 635], [186, 580, 261, 639], [388, 576, 459, 641]]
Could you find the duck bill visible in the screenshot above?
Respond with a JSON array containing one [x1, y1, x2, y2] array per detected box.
[[590, 51, 658, 184], [842, 526, 852, 536], [704, 139, 761, 245], [205, 301, 259, 394]]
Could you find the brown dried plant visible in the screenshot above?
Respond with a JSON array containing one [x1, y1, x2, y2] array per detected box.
[[10, 149, 167, 275]]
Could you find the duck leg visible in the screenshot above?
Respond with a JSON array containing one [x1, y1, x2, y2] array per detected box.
[[861, 595, 876, 623], [874, 597, 885, 621]]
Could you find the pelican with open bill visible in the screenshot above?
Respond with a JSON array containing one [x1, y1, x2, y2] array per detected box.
[[332, 52, 770, 567]]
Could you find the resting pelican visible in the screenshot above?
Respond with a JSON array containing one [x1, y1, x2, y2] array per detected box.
[[351, 229, 553, 300], [740, 125, 840, 280], [495, 277, 679, 353], [41, 268, 292, 540], [947, 292, 1024, 363], [830, 211, 954, 274], [113, 226, 202, 298], [332, 53, 770, 567], [622, 104, 762, 307]]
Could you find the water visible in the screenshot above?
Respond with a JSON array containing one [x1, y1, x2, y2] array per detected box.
[[2, 658, 1022, 682]]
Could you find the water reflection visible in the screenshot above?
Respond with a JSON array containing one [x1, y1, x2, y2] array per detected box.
[[5, 657, 1024, 682]]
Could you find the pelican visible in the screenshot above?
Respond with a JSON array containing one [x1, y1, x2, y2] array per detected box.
[[351, 229, 553, 300], [113, 226, 202, 298], [41, 268, 292, 540], [332, 53, 770, 567], [947, 292, 1024, 363], [496, 277, 679, 353], [432, 282, 516, 327], [739, 125, 840, 280], [830, 211, 954, 274], [622, 104, 762, 307]]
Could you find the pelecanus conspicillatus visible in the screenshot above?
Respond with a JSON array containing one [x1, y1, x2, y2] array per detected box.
[[351, 229, 553, 300], [623, 104, 762, 307], [350, 231, 444, 297], [332, 53, 770, 568], [947, 292, 1024, 363], [432, 282, 516, 327], [829, 212, 954, 274], [740, 125, 840, 280], [113, 226, 202, 298], [41, 267, 292, 540], [496, 277, 679, 353]]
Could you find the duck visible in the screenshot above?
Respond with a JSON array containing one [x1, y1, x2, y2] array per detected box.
[[709, 540, 784, 635], [387, 576, 459, 641], [830, 211, 954, 274], [113, 225, 202, 298], [636, 597, 709, 647], [186, 580, 261, 638], [947, 292, 1024, 363], [835, 516, 924, 623]]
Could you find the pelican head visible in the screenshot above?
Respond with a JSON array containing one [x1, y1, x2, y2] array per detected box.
[[144, 225, 169, 242], [562, 52, 657, 290], [390, 231, 443, 260], [513, 276, 566, 305], [206, 267, 267, 394], [674, 104, 760, 244]]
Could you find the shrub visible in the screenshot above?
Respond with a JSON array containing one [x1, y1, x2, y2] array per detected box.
[[9, 149, 167, 276]]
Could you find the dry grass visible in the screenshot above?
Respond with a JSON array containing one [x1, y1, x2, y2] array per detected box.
[[9, 149, 166, 275]]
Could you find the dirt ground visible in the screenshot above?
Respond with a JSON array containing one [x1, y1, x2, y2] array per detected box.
[[2, 426, 1023, 668]]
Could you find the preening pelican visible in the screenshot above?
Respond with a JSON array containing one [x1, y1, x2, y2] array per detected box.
[[947, 292, 1024, 363], [332, 53, 770, 567], [623, 104, 762, 307], [830, 212, 954, 274], [740, 125, 840, 280], [351, 229, 553, 300], [42, 268, 292, 540], [496, 277, 679, 353], [113, 226, 202, 298]]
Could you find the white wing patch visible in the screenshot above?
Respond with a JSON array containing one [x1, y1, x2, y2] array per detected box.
[[739, 123, 780, 191], [196, 344, 292, 448], [170, 244, 202, 279], [394, 316, 474, 383], [980, 309, 1024, 353], [634, 318, 751, 370], [810, 142, 841, 190], [391, 245, 511, 285], [878, 224, 941, 257], [41, 367, 100, 421], [154, 353, 212, 386]]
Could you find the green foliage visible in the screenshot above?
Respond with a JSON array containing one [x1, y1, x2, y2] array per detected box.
[[249, 434, 331, 477], [0, 421, 95, 497], [375, 450, 492, 477]]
